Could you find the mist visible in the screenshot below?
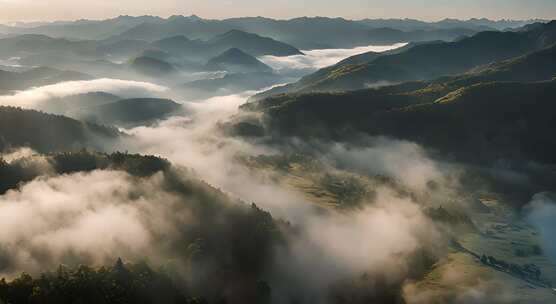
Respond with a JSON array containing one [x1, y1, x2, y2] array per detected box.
[[0, 79, 167, 109], [0, 19, 554, 303], [259, 43, 407, 77], [525, 192, 556, 263]]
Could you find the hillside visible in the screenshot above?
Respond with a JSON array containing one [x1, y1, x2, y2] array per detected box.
[[237, 78, 556, 164], [102, 15, 515, 49], [0, 106, 120, 153], [253, 21, 556, 97], [206, 48, 273, 73], [0, 150, 286, 303], [82, 98, 182, 126], [438, 42, 556, 86], [130, 56, 177, 77]]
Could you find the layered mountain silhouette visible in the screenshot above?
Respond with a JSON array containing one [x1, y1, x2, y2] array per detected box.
[[1, 15, 540, 43], [253, 21, 556, 99], [207, 30, 302, 56], [74, 16, 539, 49], [206, 48, 273, 73], [150, 30, 302, 61]]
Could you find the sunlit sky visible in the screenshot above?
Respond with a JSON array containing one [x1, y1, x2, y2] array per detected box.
[[0, 0, 554, 22]]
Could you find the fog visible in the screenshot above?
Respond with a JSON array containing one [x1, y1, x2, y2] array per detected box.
[[259, 43, 407, 77], [0, 78, 167, 109], [525, 192, 556, 263], [0, 41, 542, 303], [0, 171, 158, 276]]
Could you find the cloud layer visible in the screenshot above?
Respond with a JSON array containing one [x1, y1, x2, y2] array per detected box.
[[259, 43, 407, 77], [0, 78, 167, 109]]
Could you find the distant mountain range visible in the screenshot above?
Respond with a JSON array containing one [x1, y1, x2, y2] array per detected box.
[[0, 28, 301, 77], [0, 15, 545, 50], [149, 30, 302, 61]]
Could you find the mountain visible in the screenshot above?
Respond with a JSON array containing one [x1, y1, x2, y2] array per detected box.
[[104, 16, 539, 50], [150, 35, 202, 57], [0, 66, 92, 92], [253, 21, 556, 98], [207, 29, 302, 56], [436, 42, 556, 86], [0, 15, 166, 40], [150, 30, 302, 61], [130, 56, 177, 77], [3, 16, 539, 48], [36, 91, 122, 116], [357, 18, 546, 31], [80, 98, 182, 126], [235, 39, 556, 165], [238, 78, 556, 166], [0, 34, 97, 58], [0, 149, 286, 304], [206, 48, 273, 73], [0, 106, 119, 153]]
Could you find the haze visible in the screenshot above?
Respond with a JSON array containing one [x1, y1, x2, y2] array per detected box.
[[0, 0, 555, 22]]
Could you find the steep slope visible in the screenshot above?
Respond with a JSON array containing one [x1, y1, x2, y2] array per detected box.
[[205, 48, 273, 73], [439, 42, 556, 86], [240, 79, 556, 165]]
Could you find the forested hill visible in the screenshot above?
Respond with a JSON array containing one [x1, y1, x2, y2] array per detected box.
[[251, 21, 556, 99], [0, 106, 120, 153]]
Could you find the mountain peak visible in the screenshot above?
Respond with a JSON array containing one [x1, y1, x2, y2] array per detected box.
[[206, 48, 272, 73]]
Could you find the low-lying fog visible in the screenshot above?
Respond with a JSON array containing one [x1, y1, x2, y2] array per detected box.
[[0, 41, 540, 302], [259, 43, 407, 77]]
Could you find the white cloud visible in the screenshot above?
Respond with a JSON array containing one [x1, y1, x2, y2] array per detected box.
[[259, 43, 407, 77], [0, 78, 167, 109]]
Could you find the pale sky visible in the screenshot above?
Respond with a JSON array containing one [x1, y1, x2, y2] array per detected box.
[[0, 0, 554, 22]]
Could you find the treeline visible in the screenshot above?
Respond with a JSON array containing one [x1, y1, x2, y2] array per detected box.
[[0, 150, 286, 303], [0, 150, 170, 194]]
